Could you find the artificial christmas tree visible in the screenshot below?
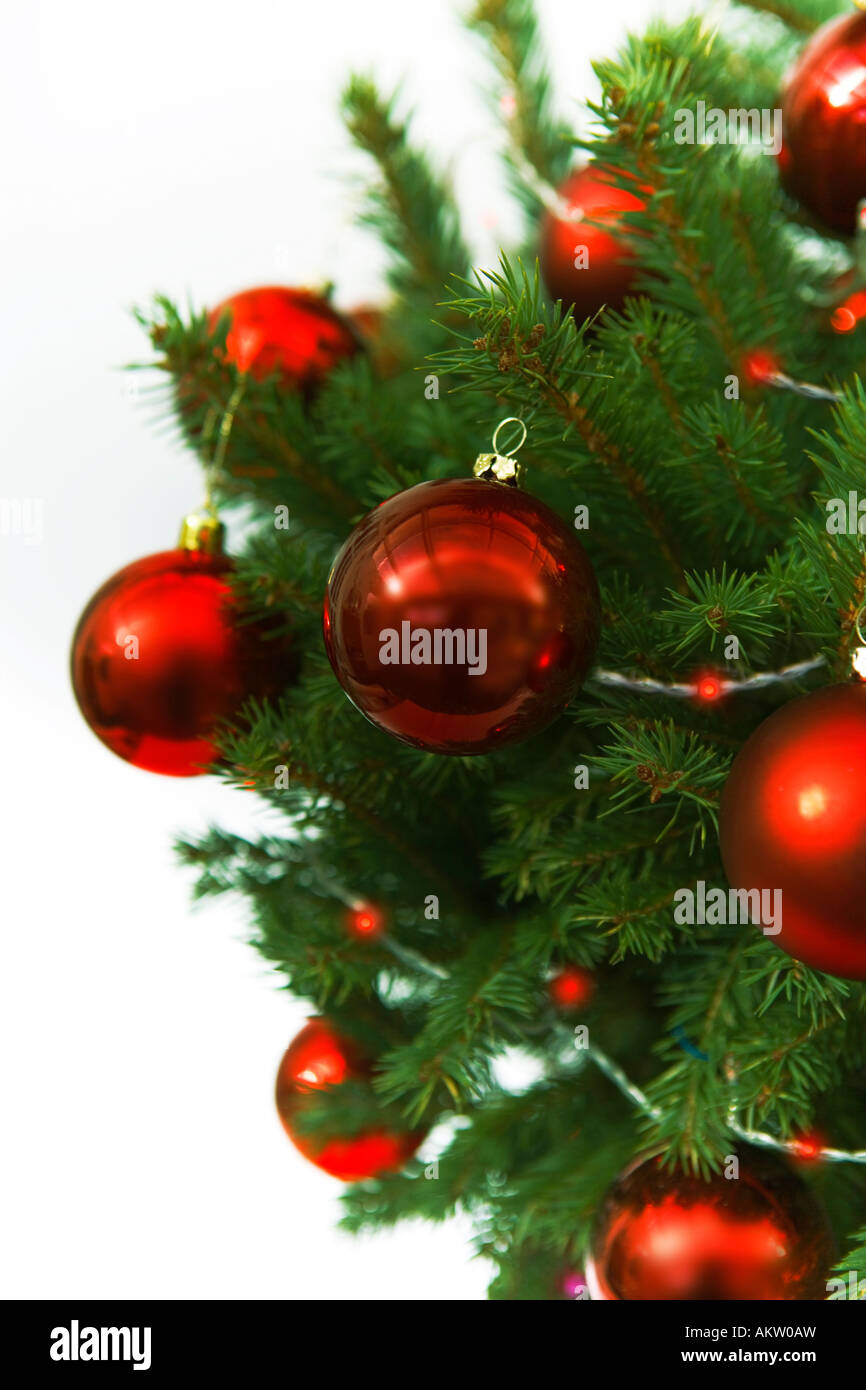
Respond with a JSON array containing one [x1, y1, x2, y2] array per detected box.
[[119, 0, 866, 1298]]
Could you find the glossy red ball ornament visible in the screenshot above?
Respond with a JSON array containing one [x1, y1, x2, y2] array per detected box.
[[539, 166, 645, 320], [587, 1149, 834, 1301], [719, 683, 866, 980], [275, 1019, 424, 1181], [323, 477, 600, 755], [71, 521, 297, 776], [778, 11, 866, 235], [209, 286, 362, 394]]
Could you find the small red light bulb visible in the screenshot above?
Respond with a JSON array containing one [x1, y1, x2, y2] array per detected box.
[[347, 903, 384, 938], [549, 967, 594, 1011], [791, 1129, 825, 1163], [744, 350, 779, 384], [696, 674, 723, 702]]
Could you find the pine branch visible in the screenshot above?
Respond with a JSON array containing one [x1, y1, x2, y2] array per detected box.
[[341, 77, 471, 298], [467, 0, 574, 188], [731, 0, 829, 33]]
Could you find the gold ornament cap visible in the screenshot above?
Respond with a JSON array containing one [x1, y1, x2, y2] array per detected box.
[[178, 511, 226, 553], [473, 416, 527, 487]]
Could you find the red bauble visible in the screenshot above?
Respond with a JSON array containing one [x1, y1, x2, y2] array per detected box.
[[539, 166, 645, 319], [588, 1149, 834, 1301], [778, 11, 866, 235], [323, 477, 600, 755], [719, 683, 866, 980], [275, 1019, 424, 1181], [71, 526, 296, 776], [209, 286, 361, 394]]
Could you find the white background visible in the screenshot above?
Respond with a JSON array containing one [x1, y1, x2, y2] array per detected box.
[[2, 0, 690, 1299]]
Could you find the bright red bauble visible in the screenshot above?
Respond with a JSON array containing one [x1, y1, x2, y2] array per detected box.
[[587, 1149, 834, 1301], [538, 166, 645, 320], [275, 1019, 424, 1181], [209, 286, 362, 394], [778, 11, 866, 235], [323, 478, 600, 755], [719, 683, 866, 980], [71, 548, 296, 776]]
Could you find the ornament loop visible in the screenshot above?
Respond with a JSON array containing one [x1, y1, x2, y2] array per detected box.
[[491, 416, 527, 457]]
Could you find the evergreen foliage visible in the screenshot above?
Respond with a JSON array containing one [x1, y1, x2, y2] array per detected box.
[[144, 0, 866, 1297]]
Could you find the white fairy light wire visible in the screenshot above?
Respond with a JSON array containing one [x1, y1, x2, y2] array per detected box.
[[588, 656, 826, 698], [584, 1044, 866, 1166]]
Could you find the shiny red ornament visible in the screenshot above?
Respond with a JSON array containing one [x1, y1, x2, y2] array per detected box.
[[719, 683, 866, 980], [323, 477, 600, 755], [778, 11, 866, 235], [275, 1019, 424, 1181], [71, 533, 296, 776], [587, 1149, 834, 1301], [209, 286, 361, 394], [538, 166, 645, 320]]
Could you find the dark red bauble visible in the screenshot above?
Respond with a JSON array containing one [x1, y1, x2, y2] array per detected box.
[[719, 683, 866, 981], [587, 1149, 834, 1301], [323, 477, 600, 755], [778, 11, 866, 235], [539, 166, 645, 320], [275, 1019, 424, 1181], [209, 286, 362, 393], [71, 544, 296, 776]]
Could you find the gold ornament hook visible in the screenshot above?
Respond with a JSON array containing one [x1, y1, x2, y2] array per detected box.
[[178, 374, 248, 552], [474, 416, 527, 486]]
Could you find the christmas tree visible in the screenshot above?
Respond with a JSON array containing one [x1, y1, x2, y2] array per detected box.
[[93, 0, 866, 1299]]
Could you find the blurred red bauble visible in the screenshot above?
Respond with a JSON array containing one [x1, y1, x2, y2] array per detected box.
[[549, 967, 595, 1011], [71, 518, 297, 777], [323, 477, 600, 755], [719, 683, 866, 980], [538, 166, 645, 320], [778, 11, 866, 235], [275, 1018, 424, 1181], [209, 286, 362, 394], [587, 1149, 834, 1301]]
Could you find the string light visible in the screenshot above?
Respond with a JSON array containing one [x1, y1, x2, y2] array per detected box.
[[582, 1044, 866, 1167], [696, 673, 723, 702], [831, 290, 866, 333], [549, 967, 595, 1011], [791, 1130, 827, 1163], [745, 350, 843, 402], [589, 656, 826, 700], [331, 911, 866, 1168], [347, 903, 385, 938]]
